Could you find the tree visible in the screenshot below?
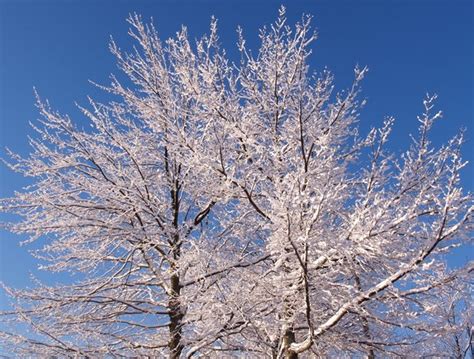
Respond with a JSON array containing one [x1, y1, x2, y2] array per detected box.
[[1, 7, 472, 358]]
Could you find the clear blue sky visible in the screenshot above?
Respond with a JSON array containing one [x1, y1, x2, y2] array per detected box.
[[0, 0, 472, 307]]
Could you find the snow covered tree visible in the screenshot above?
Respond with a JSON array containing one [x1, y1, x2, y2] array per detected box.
[[1, 8, 472, 358]]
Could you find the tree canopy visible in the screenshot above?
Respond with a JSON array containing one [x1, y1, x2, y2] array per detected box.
[[1, 8, 472, 358]]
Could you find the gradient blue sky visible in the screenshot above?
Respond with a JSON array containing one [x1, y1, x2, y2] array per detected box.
[[0, 0, 472, 308]]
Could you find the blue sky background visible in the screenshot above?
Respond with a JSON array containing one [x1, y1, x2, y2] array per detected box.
[[0, 0, 472, 309]]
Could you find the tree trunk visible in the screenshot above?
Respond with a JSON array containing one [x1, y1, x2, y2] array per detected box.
[[354, 273, 374, 359], [168, 178, 183, 358], [168, 273, 184, 359]]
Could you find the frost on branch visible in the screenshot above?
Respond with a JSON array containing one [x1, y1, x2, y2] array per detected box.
[[0, 8, 472, 358]]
